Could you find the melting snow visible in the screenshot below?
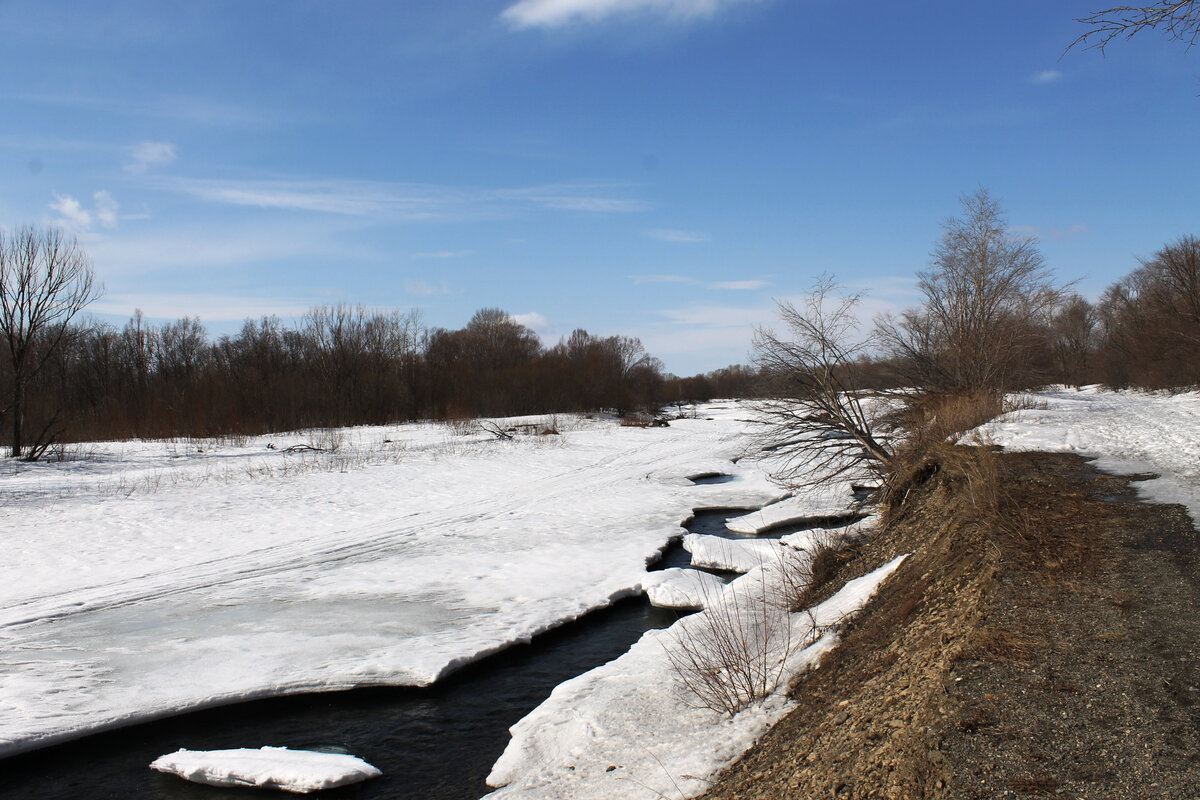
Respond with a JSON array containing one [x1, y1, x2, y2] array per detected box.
[[150, 747, 381, 794]]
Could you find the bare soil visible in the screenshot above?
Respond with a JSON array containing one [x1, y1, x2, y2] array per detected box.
[[699, 449, 1200, 800]]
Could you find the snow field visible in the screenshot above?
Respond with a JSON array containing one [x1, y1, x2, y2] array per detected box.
[[1, 406, 780, 756]]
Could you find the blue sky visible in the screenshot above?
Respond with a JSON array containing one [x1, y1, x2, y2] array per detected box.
[[2, 0, 1198, 375]]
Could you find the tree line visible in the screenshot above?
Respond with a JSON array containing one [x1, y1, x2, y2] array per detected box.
[[1, 225, 681, 456], [21, 305, 672, 448], [751, 188, 1200, 494]]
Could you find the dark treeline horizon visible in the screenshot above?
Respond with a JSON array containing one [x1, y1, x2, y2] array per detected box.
[[2, 303, 758, 448], [5, 231, 1197, 454]]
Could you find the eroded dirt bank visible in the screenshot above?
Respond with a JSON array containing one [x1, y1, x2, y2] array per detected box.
[[701, 448, 1200, 800]]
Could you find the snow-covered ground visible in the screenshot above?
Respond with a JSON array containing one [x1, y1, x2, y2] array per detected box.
[[979, 387, 1200, 525], [1, 407, 788, 756], [484, 556, 906, 800]]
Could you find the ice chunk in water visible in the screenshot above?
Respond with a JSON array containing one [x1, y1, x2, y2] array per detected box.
[[150, 746, 381, 794]]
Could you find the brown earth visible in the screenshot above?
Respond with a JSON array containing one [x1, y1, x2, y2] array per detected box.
[[699, 448, 1200, 800]]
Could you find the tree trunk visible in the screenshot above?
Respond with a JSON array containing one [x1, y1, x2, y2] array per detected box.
[[11, 377, 23, 459]]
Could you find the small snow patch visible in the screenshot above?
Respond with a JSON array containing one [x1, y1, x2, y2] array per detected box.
[[150, 746, 381, 794]]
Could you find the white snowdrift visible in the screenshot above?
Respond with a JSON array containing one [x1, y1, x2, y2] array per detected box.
[[150, 746, 381, 794], [484, 555, 908, 800], [641, 568, 728, 610]]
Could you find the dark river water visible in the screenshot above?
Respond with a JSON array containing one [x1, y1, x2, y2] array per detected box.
[[2, 506, 756, 800]]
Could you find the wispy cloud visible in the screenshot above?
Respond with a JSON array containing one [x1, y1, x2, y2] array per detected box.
[[1032, 69, 1063, 85], [645, 228, 708, 243], [502, 0, 757, 29], [86, 222, 358, 277], [161, 177, 649, 221], [632, 273, 696, 284], [49, 191, 120, 232], [126, 141, 176, 173], [91, 292, 316, 323], [710, 280, 767, 290]]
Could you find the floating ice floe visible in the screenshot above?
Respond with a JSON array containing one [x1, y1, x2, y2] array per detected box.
[[150, 746, 381, 794], [641, 568, 728, 610]]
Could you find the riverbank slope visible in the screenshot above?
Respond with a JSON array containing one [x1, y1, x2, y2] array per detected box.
[[701, 447, 1200, 799]]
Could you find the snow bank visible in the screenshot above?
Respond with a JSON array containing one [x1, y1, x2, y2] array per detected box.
[[641, 568, 728, 610], [150, 747, 381, 794], [978, 388, 1200, 524], [484, 555, 908, 800]]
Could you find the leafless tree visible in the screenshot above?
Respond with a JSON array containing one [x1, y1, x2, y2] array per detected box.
[[877, 188, 1063, 395], [0, 226, 100, 458], [1096, 234, 1200, 387], [752, 277, 894, 491], [1068, 1, 1200, 53], [1051, 293, 1099, 386]]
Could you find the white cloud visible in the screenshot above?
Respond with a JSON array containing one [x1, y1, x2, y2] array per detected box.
[[645, 228, 708, 243], [510, 311, 550, 331], [502, 0, 754, 28], [710, 280, 767, 290], [49, 193, 92, 230], [48, 190, 122, 232], [126, 140, 176, 173], [162, 177, 648, 221], [1032, 70, 1063, 85]]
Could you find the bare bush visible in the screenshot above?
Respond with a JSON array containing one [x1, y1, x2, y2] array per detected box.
[[752, 277, 894, 492], [665, 571, 800, 717]]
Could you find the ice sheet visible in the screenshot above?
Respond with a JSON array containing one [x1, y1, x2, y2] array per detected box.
[[0, 405, 780, 756]]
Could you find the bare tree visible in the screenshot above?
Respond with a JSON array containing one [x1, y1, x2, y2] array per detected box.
[[877, 188, 1062, 395], [0, 226, 101, 458], [1069, 1, 1200, 53], [1051, 293, 1099, 387], [753, 277, 893, 491]]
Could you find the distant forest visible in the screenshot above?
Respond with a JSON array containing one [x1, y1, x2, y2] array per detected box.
[[1, 229, 1197, 454], [3, 303, 756, 448]]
